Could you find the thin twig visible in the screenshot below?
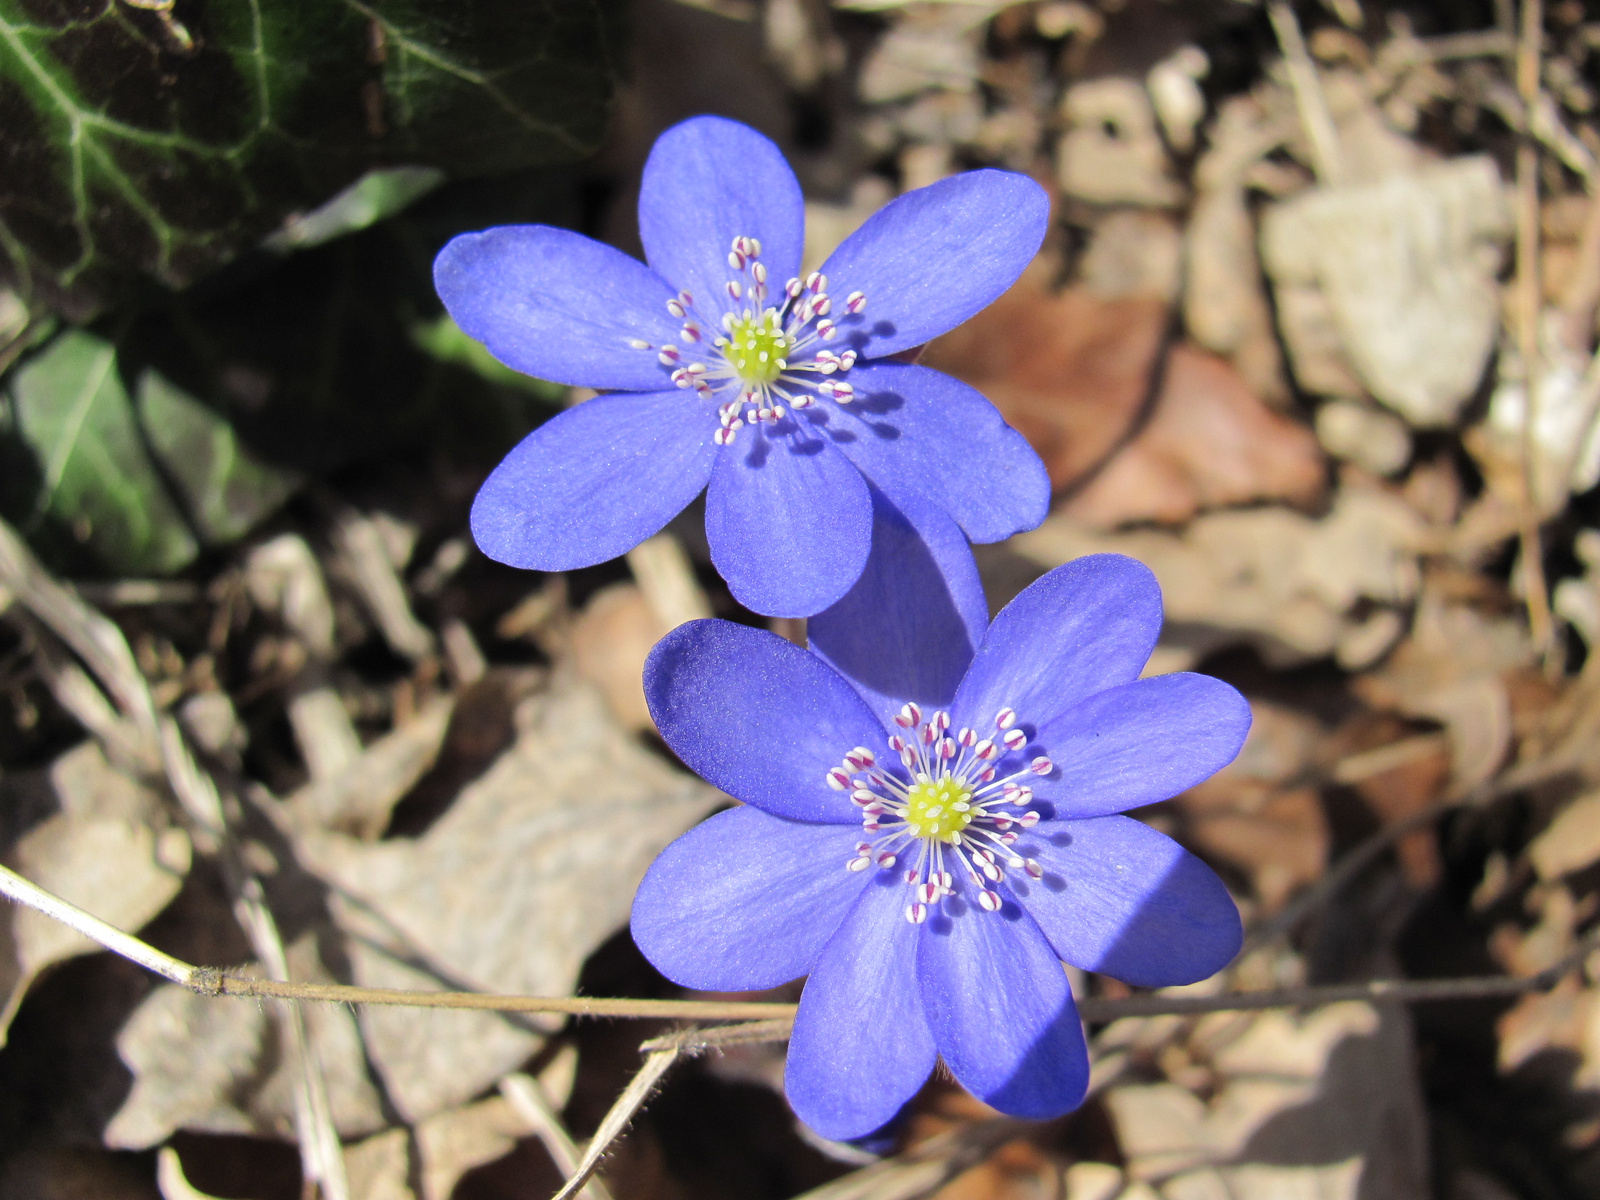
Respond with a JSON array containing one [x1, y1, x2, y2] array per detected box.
[[6, 860, 1597, 1029], [1267, 0, 1345, 185], [499, 1074, 615, 1200], [549, 1049, 681, 1200], [642, 1018, 801, 1052], [0, 863, 199, 986], [1514, 0, 1555, 660]]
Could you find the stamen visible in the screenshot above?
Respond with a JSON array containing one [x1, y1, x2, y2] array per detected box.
[[830, 698, 1051, 923], [640, 234, 868, 444]]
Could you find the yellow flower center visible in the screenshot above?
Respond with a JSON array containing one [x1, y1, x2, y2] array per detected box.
[[723, 311, 792, 385], [904, 777, 974, 843]]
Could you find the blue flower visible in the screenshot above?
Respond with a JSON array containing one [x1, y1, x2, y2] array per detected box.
[[433, 115, 1050, 617], [630, 493, 1250, 1139]]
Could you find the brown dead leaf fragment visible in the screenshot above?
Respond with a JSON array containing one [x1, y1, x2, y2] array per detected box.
[[1059, 344, 1325, 529], [1175, 702, 1329, 911], [925, 267, 1323, 527], [923, 265, 1167, 491], [569, 584, 671, 734]]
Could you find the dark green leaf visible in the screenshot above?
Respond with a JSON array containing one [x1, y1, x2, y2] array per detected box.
[[7, 330, 198, 574], [137, 368, 300, 545], [0, 0, 620, 319]]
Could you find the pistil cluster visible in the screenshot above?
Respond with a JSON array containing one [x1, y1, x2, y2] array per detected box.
[[630, 236, 866, 445], [824, 703, 1053, 924]]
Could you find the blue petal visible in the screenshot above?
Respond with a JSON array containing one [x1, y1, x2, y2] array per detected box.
[[951, 555, 1162, 734], [1028, 673, 1252, 819], [434, 226, 680, 391], [1007, 816, 1242, 987], [644, 620, 882, 823], [638, 116, 805, 322], [917, 890, 1089, 1120], [786, 871, 937, 1140], [819, 170, 1048, 360], [705, 422, 873, 618], [808, 485, 987, 730], [631, 807, 869, 991], [470, 391, 717, 570], [819, 363, 1049, 544]]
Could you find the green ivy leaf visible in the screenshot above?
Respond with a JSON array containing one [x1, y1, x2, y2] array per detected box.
[[0, 0, 620, 319], [7, 330, 198, 573]]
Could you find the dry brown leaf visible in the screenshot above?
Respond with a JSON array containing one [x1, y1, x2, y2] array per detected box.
[[1105, 1001, 1428, 1200], [1057, 77, 1183, 207], [1174, 703, 1328, 910], [343, 1096, 531, 1200], [926, 254, 1322, 529], [1335, 715, 1451, 889], [1056, 344, 1325, 530], [1184, 94, 1292, 406], [1315, 398, 1413, 478], [283, 695, 455, 838], [1496, 979, 1599, 1081], [856, 4, 983, 104], [1529, 790, 1600, 881], [1180, 784, 1327, 912], [568, 584, 671, 734], [296, 673, 717, 1121], [1476, 319, 1600, 515], [1261, 155, 1510, 426], [0, 742, 190, 1040], [1491, 886, 1579, 980], [1353, 592, 1527, 790], [922, 265, 1168, 492], [105, 938, 386, 1147], [1078, 211, 1183, 305], [1011, 483, 1424, 666]]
